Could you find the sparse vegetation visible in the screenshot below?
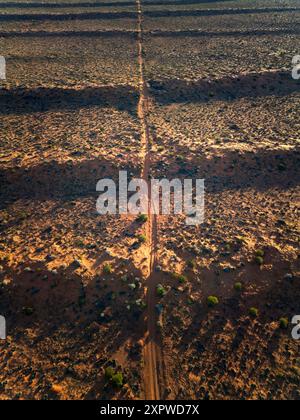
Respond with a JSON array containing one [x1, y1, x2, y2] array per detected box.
[[279, 318, 289, 330], [136, 214, 148, 223], [105, 366, 115, 380], [105, 367, 123, 388], [172, 273, 187, 284], [234, 282, 243, 292], [112, 372, 124, 388], [137, 234, 147, 243], [249, 307, 259, 318], [157, 284, 167, 297], [187, 259, 196, 269], [207, 296, 219, 307], [103, 263, 112, 275], [255, 256, 264, 265]]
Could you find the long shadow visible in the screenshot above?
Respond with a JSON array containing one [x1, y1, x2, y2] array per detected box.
[[144, 7, 300, 18], [0, 148, 299, 208], [0, 0, 234, 8], [0, 11, 137, 21], [1, 27, 299, 38], [0, 7, 298, 21], [149, 71, 300, 105], [0, 257, 146, 399], [0, 85, 139, 116], [0, 158, 139, 207], [153, 147, 300, 192], [149, 27, 300, 38], [0, 29, 137, 37]]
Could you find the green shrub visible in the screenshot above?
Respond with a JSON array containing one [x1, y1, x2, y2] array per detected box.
[[105, 367, 115, 380], [172, 273, 187, 284], [22, 307, 34, 316], [255, 249, 265, 257], [157, 284, 166, 297], [279, 318, 289, 329], [249, 307, 259, 318], [255, 256, 264, 265], [207, 296, 219, 307], [137, 234, 147, 243], [178, 274, 187, 284], [187, 260, 196, 269], [234, 282, 243, 292], [103, 263, 112, 274], [112, 372, 123, 388], [136, 214, 148, 223]]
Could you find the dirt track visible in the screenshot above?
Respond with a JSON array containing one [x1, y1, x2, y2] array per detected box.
[[137, 0, 162, 401]]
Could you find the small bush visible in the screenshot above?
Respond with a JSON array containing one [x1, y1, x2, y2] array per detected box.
[[137, 234, 147, 243], [178, 274, 187, 284], [172, 273, 187, 284], [255, 249, 265, 257], [234, 282, 243, 292], [249, 307, 259, 318], [187, 260, 196, 269], [279, 318, 289, 329], [105, 367, 115, 380], [255, 256, 264, 266], [112, 372, 123, 388], [136, 214, 148, 223], [157, 284, 166, 297], [22, 307, 34, 316], [103, 263, 112, 274], [207, 296, 219, 307]]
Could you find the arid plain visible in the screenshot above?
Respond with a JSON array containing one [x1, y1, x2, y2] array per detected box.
[[0, 0, 299, 400]]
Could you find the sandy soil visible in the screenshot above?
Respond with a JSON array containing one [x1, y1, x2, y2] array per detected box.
[[0, 0, 299, 401]]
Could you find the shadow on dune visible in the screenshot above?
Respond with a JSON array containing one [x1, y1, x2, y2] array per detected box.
[[0, 29, 136, 38], [1, 27, 299, 38], [154, 147, 300, 192], [149, 71, 300, 105], [0, 6, 298, 21], [144, 7, 300, 18], [0, 11, 138, 21], [0, 148, 299, 208], [0, 0, 234, 8], [0, 158, 139, 207], [149, 27, 300, 38], [0, 85, 139, 115]]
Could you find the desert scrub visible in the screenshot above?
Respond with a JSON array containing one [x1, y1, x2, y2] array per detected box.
[[279, 318, 289, 329], [256, 249, 265, 257], [105, 368, 123, 388], [22, 306, 34, 316], [254, 249, 265, 265], [103, 263, 112, 274], [157, 284, 167, 297], [105, 366, 115, 380], [112, 372, 123, 388], [255, 256, 264, 265], [234, 282, 243, 292], [249, 307, 259, 318], [137, 234, 147, 243], [136, 214, 148, 223], [207, 296, 219, 307], [187, 259, 196, 269], [172, 273, 187, 284]]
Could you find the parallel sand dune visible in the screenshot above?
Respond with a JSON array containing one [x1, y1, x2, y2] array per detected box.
[[0, 0, 299, 400]]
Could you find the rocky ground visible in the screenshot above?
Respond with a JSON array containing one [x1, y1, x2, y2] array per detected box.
[[0, 0, 299, 400]]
